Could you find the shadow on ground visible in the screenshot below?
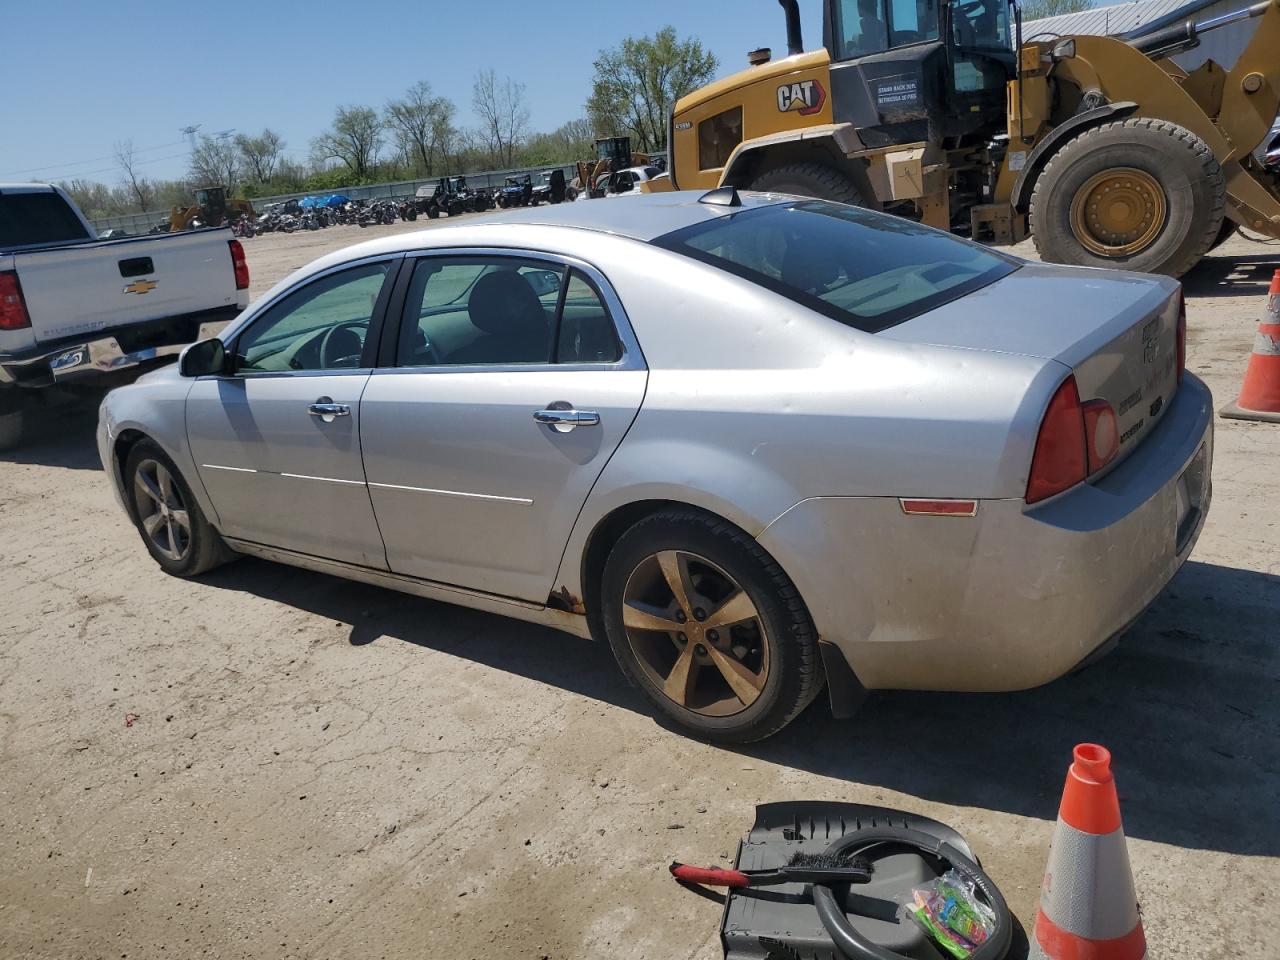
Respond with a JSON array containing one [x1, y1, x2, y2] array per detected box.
[[0, 390, 105, 471], [1183, 249, 1280, 299], [205, 556, 1279, 859]]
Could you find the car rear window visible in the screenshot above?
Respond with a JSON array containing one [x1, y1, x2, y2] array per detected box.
[[0, 191, 92, 248], [652, 200, 1017, 332]]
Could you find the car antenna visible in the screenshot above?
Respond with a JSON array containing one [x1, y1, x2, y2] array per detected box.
[[698, 186, 742, 207]]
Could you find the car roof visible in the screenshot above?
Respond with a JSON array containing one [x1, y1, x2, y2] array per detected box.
[[455, 189, 788, 242]]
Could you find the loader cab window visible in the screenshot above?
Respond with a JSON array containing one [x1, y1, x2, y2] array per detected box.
[[833, 0, 940, 59], [951, 0, 1010, 51]]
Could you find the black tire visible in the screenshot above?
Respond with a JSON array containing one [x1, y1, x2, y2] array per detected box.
[[1208, 218, 1236, 252], [0, 401, 23, 455], [600, 509, 823, 743], [750, 161, 866, 206], [1029, 117, 1226, 278], [124, 440, 235, 577], [427, 205, 440, 220]]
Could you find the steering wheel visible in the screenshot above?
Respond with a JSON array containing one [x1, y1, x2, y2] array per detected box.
[[412, 327, 443, 366], [318, 321, 366, 368]]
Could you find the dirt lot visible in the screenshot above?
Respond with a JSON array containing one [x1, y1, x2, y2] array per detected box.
[[1, 217, 1277, 960]]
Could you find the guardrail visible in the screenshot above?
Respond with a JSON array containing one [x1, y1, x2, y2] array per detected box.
[[88, 154, 668, 234]]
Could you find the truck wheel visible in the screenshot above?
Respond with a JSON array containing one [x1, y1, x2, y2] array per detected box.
[[1208, 219, 1236, 252], [600, 509, 824, 743], [1030, 117, 1225, 278], [751, 162, 865, 206], [0, 409, 23, 452]]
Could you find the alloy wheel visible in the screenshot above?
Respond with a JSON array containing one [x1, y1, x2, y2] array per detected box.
[[132, 459, 192, 562], [621, 550, 770, 717]]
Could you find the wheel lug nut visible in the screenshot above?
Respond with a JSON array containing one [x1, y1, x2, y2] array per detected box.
[[675, 610, 687, 623], [694, 608, 706, 621], [695, 644, 706, 655], [707, 630, 719, 642], [678, 632, 688, 644]]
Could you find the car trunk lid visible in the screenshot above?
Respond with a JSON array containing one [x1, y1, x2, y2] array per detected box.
[[879, 262, 1182, 469]]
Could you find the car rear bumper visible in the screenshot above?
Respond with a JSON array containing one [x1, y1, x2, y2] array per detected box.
[[757, 373, 1214, 693], [0, 307, 238, 388]]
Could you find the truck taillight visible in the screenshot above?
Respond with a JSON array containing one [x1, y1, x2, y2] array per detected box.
[[1026, 375, 1120, 504], [0, 271, 31, 330], [229, 239, 250, 290], [1176, 288, 1186, 384]]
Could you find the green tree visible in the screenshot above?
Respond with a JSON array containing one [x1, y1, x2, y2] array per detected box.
[[1020, 0, 1091, 21], [311, 106, 383, 179], [385, 81, 457, 176], [588, 27, 718, 153], [235, 129, 285, 183]]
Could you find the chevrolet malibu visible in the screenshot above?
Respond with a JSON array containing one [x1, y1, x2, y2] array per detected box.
[[98, 191, 1212, 742]]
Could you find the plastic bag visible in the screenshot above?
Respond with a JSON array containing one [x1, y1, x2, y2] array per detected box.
[[900, 869, 996, 959]]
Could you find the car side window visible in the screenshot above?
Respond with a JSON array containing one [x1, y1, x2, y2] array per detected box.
[[396, 257, 564, 367], [556, 270, 622, 363], [234, 262, 391, 374]]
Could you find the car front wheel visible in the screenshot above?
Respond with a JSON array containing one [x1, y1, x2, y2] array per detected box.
[[124, 440, 234, 577], [601, 509, 823, 742]]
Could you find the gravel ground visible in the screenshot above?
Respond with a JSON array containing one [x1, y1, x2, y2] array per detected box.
[[1, 214, 1277, 960]]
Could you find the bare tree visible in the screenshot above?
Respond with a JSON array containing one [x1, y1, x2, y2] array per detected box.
[[113, 140, 154, 212], [472, 70, 529, 168], [311, 106, 383, 179], [385, 82, 457, 176], [189, 134, 240, 189], [588, 27, 718, 152], [234, 129, 285, 183]]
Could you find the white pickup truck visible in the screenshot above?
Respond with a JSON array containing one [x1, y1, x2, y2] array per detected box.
[[0, 182, 249, 449]]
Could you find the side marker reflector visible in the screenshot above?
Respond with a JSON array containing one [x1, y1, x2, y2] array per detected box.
[[899, 499, 978, 517]]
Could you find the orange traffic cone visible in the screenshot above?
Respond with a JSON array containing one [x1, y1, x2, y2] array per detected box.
[[1220, 267, 1280, 423], [1030, 744, 1146, 960]]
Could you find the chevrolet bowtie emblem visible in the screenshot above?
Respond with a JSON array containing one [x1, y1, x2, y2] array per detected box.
[[123, 279, 157, 295]]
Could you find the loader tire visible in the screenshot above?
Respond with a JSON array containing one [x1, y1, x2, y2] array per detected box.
[[751, 162, 866, 207], [1030, 117, 1225, 278]]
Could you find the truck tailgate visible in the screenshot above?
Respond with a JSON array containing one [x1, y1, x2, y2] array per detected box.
[[16, 229, 242, 344]]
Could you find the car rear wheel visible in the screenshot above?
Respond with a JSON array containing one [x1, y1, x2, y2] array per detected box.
[[1030, 117, 1226, 278], [601, 509, 823, 742], [751, 162, 866, 207], [125, 440, 234, 577]]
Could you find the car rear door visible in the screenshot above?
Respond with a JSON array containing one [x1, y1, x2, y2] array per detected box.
[[358, 249, 647, 602], [185, 256, 401, 568]]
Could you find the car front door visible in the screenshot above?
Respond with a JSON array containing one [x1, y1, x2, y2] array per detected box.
[[186, 256, 400, 567], [358, 250, 647, 601]]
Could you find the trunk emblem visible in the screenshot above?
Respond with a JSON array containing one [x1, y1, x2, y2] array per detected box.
[[123, 279, 157, 295]]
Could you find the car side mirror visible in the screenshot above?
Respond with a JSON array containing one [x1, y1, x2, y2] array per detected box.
[[180, 338, 227, 377]]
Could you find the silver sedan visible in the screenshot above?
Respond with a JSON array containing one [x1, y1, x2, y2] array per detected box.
[[98, 191, 1213, 742]]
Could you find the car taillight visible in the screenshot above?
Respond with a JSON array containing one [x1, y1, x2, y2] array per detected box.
[[1026, 375, 1087, 504], [229, 239, 250, 290], [1176, 288, 1186, 384], [0, 271, 31, 330]]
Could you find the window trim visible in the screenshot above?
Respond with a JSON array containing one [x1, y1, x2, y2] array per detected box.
[[378, 246, 644, 375], [214, 254, 404, 380]]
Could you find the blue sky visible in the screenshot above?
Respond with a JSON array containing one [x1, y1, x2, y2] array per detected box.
[[1, 0, 828, 184]]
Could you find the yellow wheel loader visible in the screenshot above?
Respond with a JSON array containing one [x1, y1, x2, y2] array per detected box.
[[169, 186, 255, 232], [654, 0, 1280, 276]]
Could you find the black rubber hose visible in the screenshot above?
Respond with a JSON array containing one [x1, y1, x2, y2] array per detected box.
[[810, 826, 1012, 960]]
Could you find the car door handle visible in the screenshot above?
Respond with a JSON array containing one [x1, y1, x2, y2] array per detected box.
[[308, 399, 351, 422], [533, 408, 600, 430]]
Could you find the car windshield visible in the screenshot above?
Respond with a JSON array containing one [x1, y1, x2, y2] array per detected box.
[[653, 200, 1016, 332]]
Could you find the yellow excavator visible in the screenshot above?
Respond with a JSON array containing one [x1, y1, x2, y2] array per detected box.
[[169, 186, 255, 232], [649, 0, 1280, 276]]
